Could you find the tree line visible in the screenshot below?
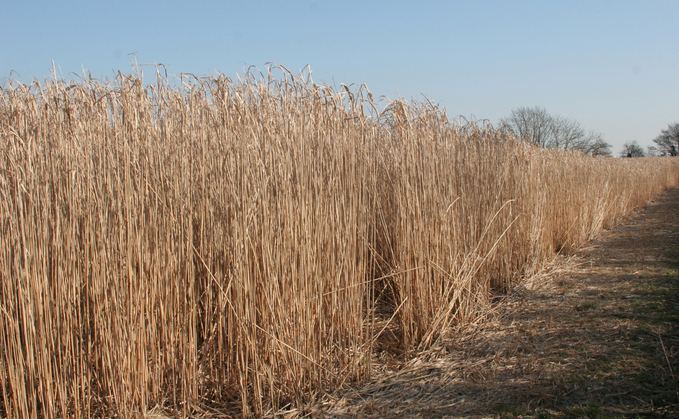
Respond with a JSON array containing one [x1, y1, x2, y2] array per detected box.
[[620, 123, 679, 158], [500, 106, 612, 156], [500, 106, 679, 158]]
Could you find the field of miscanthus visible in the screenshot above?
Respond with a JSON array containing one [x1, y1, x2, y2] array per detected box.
[[1, 67, 678, 418]]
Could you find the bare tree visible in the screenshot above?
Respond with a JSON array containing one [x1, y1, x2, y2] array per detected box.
[[501, 106, 612, 156], [647, 145, 661, 156], [581, 132, 613, 157], [551, 115, 585, 149], [501, 106, 554, 147], [652, 123, 679, 156], [620, 141, 645, 158]]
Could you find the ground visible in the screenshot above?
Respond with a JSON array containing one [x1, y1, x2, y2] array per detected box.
[[314, 187, 679, 418]]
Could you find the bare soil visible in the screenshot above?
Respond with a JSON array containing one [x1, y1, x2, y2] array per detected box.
[[318, 187, 679, 418]]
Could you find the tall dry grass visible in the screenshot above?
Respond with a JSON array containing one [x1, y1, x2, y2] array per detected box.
[[1, 67, 678, 417]]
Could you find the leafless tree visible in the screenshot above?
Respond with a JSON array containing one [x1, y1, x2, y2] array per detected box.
[[647, 145, 661, 156], [652, 123, 679, 156], [581, 132, 613, 157], [620, 141, 645, 158], [501, 106, 554, 147], [501, 107, 612, 156], [551, 115, 585, 149]]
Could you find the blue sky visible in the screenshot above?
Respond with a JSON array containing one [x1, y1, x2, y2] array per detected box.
[[2, 0, 677, 153]]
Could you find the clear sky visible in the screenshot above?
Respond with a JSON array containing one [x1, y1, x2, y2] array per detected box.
[[2, 0, 677, 154]]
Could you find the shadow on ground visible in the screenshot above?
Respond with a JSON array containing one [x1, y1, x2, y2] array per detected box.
[[320, 188, 679, 418]]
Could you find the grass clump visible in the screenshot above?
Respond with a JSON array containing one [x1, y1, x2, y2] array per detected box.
[[1, 66, 679, 417]]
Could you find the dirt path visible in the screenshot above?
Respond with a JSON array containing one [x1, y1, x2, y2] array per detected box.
[[320, 188, 679, 418]]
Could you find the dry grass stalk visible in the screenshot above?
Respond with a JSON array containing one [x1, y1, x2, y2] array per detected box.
[[0, 66, 678, 417]]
